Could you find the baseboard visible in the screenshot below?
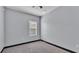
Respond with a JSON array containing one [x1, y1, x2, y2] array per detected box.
[[40, 40, 76, 53], [0, 39, 77, 53], [1, 48, 5, 53], [1, 39, 41, 53]]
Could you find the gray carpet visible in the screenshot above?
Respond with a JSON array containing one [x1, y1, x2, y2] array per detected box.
[[2, 41, 69, 53]]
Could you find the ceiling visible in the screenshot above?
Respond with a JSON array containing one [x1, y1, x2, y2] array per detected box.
[[6, 6, 59, 16]]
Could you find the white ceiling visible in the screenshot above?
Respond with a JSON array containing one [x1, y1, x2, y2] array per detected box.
[[6, 6, 59, 16]]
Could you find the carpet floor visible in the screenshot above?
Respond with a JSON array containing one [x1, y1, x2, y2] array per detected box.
[[2, 41, 69, 53]]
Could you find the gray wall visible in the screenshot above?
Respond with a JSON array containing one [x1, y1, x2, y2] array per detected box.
[[5, 8, 40, 46], [0, 7, 4, 51], [41, 7, 79, 52]]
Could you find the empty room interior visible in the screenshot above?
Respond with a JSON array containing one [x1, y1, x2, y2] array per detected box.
[[0, 6, 79, 53]]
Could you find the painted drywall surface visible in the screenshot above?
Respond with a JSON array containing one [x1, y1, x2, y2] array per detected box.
[[41, 7, 79, 52], [0, 7, 4, 51], [6, 6, 58, 16], [5, 8, 40, 46]]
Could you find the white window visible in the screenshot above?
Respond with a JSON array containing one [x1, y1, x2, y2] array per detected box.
[[29, 20, 37, 36]]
